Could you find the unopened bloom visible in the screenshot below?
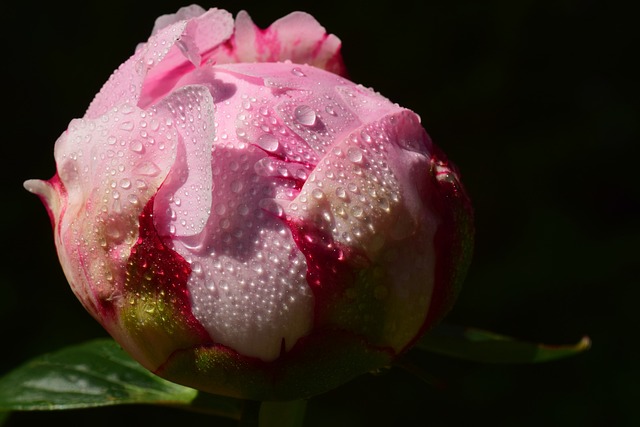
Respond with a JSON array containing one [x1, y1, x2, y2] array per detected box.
[[25, 5, 473, 400]]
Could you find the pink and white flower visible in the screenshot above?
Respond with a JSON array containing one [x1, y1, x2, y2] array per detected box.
[[25, 5, 473, 400]]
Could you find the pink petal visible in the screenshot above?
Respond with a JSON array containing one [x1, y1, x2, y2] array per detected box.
[[152, 85, 215, 238], [149, 4, 207, 36], [212, 11, 346, 76], [86, 9, 235, 117], [47, 102, 180, 321]]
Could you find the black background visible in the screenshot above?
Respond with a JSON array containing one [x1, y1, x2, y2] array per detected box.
[[2, 0, 637, 425]]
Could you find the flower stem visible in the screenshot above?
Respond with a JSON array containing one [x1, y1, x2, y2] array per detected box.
[[253, 400, 308, 427]]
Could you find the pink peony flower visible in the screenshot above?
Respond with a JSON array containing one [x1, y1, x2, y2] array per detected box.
[[24, 5, 473, 400]]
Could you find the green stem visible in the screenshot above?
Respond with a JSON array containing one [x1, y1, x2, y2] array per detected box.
[[258, 400, 308, 427]]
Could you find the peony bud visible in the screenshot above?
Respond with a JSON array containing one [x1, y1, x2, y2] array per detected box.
[[24, 5, 473, 400]]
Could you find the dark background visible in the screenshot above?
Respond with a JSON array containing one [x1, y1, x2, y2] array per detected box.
[[2, 0, 637, 425]]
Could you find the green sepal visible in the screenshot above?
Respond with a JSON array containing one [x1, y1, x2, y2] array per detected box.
[[159, 328, 392, 401], [414, 323, 590, 364]]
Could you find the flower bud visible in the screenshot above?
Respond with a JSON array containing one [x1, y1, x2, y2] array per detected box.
[[24, 5, 473, 400]]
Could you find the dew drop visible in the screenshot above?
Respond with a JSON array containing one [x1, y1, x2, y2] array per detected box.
[[133, 161, 161, 177], [277, 166, 290, 177], [238, 203, 250, 216], [192, 261, 203, 275], [215, 203, 227, 215], [119, 178, 131, 189], [295, 169, 308, 180], [230, 180, 243, 193], [291, 67, 306, 77], [360, 131, 372, 143], [259, 198, 284, 217], [335, 187, 346, 199], [379, 197, 391, 212], [257, 134, 279, 152], [106, 226, 121, 239], [325, 105, 337, 116], [311, 188, 324, 200], [294, 105, 316, 126], [347, 147, 363, 163], [129, 140, 144, 153]]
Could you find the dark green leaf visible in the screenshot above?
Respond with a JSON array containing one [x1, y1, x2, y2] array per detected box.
[[415, 323, 591, 364], [0, 339, 198, 411]]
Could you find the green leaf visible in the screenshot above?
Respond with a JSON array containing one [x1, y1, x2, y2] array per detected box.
[[0, 338, 237, 414], [415, 323, 591, 364]]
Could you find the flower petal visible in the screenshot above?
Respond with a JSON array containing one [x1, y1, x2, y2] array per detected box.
[[86, 9, 235, 117], [212, 11, 346, 76], [152, 85, 215, 238], [50, 103, 180, 322]]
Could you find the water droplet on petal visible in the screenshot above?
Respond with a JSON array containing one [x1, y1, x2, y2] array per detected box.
[[360, 131, 372, 143], [291, 67, 306, 77], [230, 180, 243, 193], [294, 105, 316, 126], [191, 261, 203, 275], [259, 198, 284, 217], [214, 203, 227, 215], [347, 147, 363, 163], [257, 134, 279, 152], [133, 161, 161, 177], [312, 188, 324, 200], [130, 140, 144, 153], [379, 197, 391, 212]]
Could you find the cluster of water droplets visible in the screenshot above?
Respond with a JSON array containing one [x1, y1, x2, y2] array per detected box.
[[292, 116, 407, 257], [55, 101, 180, 302], [157, 62, 429, 361]]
